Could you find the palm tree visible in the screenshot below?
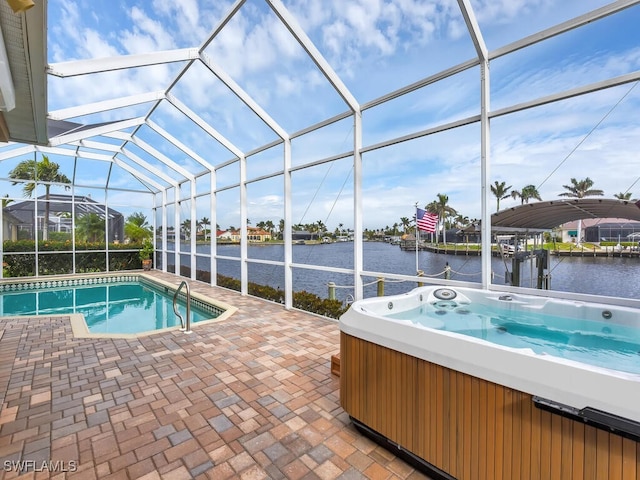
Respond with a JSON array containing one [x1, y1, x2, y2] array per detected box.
[[124, 212, 152, 243], [199, 216, 210, 240], [614, 192, 633, 201], [181, 219, 191, 240], [559, 177, 604, 199], [559, 177, 604, 244], [427, 193, 457, 246], [511, 184, 542, 204], [490, 181, 512, 212], [8, 155, 71, 240], [400, 217, 411, 234], [2, 194, 13, 208], [265, 220, 275, 238], [75, 213, 105, 243]]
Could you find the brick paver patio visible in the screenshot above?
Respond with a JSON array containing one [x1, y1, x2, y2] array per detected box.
[[0, 271, 429, 479]]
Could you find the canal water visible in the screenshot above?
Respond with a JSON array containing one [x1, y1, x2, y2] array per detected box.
[[179, 242, 640, 302]]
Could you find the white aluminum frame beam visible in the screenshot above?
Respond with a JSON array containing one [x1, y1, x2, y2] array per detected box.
[[458, 0, 492, 289], [146, 120, 215, 171], [36, 145, 116, 163], [112, 157, 164, 192], [200, 0, 247, 51], [0, 145, 36, 161], [490, 70, 640, 119], [362, 58, 480, 111], [166, 93, 244, 158], [239, 153, 248, 295], [72, 139, 122, 154], [190, 180, 197, 280], [126, 135, 194, 182], [264, 0, 364, 301], [161, 189, 168, 273], [47, 49, 200, 77], [199, 52, 288, 141], [126, 0, 247, 135], [48, 117, 147, 146], [48, 91, 166, 121], [119, 147, 180, 188], [266, 0, 360, 113], [282, 138, 293, 307], [490, 0, 640, 60]]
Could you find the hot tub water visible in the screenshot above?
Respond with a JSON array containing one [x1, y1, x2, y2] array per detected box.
[[384, 288, 640, 374], [386, 289, 640, 375]]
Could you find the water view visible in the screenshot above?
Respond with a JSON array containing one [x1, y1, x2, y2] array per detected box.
[[176, 241, 640, 302]]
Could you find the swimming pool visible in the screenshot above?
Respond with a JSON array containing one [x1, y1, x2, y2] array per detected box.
[[0, 274, 235, 336]]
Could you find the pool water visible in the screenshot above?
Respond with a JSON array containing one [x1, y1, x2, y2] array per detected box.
[[389, 301, 640, 375], [0, 281, 214, 334]]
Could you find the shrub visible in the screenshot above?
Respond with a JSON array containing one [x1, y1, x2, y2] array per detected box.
[[216, 273, 348, 319], [2, 240, 143, 277]]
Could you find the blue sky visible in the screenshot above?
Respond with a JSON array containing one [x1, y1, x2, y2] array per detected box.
[[12, 0, 639, 230]]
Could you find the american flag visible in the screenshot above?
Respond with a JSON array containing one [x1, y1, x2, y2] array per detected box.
[[416, 208, 438, 233]]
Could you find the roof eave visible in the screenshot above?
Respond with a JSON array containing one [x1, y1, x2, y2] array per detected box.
[[0, 0, 48, 144]]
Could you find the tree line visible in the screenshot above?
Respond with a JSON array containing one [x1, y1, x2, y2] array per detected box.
[[6, 156, 635, 245]]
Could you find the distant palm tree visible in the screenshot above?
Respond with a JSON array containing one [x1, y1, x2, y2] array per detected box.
[[2, 194, 13, 208], [200, 216, 210, 240], [559, 177, 604, 199], [9, 155, 71, 240], [614, 192, 633, 201], [559, 177, 604, 244], [511, 184, 542, 204], [490, 181, 512, 211], [181, 219, 191, 240], [265, 220, 275, 238], [400, 216, 411, 233], [427, 193, 457, 246]]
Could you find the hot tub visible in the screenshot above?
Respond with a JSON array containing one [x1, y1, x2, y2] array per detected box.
[[339, 286, 640, 479]]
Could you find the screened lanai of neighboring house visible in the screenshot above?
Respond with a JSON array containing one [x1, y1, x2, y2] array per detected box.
[[1, 0, 640, 307]]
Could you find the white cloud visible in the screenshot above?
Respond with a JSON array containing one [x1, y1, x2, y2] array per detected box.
[[122, 7, 177, 53]]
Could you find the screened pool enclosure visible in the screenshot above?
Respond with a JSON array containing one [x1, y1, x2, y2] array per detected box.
[[1, 1, 640, 309]]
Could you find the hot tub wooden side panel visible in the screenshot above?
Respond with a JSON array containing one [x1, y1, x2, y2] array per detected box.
[[340, 332, 640, 480]]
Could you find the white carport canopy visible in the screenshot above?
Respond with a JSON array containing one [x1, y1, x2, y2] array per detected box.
[[492, 199, 640, 231]]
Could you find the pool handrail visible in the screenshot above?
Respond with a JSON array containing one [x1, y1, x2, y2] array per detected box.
[[173, 280, 192, 333]]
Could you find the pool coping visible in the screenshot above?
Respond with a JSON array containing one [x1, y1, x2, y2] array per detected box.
[[0, 271, 238, 339]]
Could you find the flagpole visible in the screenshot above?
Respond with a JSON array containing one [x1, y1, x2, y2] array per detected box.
[[415, 202, 419, 274]]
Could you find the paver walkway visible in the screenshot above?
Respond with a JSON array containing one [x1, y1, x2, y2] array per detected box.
[[0, 271, 429, 479]]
